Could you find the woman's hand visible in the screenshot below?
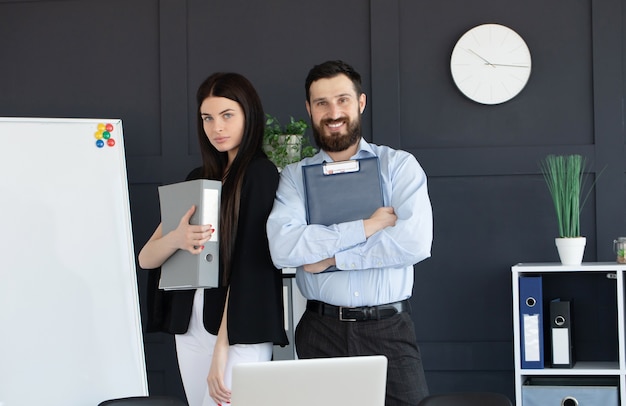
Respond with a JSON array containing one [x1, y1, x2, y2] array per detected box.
[[207, 336, 231, 405], [138, 205, 215, 269], [173, 205, 215, 254]]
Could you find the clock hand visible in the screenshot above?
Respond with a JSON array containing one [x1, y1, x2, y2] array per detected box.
[[466, 48, 495, 67], [465, 48, 530, 68], [487, 63, 530, 68]]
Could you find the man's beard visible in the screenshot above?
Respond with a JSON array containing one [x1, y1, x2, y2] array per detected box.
[[311, 116, 361, 152]]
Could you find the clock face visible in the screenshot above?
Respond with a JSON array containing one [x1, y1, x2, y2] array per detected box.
[[450, 23, 532, 105]]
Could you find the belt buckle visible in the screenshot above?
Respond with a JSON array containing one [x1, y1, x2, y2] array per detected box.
[[339, 306, 357, 322]]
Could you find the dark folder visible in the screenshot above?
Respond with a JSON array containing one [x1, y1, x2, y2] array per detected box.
[[302, 157, 384, 226], [550, 299, 574, 368]]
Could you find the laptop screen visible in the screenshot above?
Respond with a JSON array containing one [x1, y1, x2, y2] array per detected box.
[[231, 355, 387, 406]]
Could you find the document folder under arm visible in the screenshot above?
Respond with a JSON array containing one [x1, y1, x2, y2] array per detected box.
[[158, 179, 221, 290], [302, 157, 384, 226]]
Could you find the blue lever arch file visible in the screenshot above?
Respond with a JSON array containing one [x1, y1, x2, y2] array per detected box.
[[519, 275, 545, 369], [302, 157, 384, 226]]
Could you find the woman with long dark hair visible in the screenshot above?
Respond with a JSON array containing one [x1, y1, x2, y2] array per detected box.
[[139, 72, 288, 406]]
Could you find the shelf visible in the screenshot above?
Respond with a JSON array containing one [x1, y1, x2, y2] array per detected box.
[[513, 262, 626, 272], [512, 262, 626, 405], [520, 361, 621, 375]]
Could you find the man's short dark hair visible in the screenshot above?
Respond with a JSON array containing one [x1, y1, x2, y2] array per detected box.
[[305, 60, 363, 103]]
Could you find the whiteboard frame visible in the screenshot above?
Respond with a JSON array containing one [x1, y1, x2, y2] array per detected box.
[[0, 117, 148, 405]]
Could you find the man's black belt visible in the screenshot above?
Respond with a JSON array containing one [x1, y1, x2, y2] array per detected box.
[[306, 299, 410, 322]]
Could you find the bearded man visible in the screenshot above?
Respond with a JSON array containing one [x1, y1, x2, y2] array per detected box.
[[266, 60, 433, 406]]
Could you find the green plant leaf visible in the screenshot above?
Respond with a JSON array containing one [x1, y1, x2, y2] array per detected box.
[[263, 114, 316, 169], [539, 154, 589, 238]]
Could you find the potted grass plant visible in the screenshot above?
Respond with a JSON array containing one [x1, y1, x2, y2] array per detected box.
[[539, 154, 592, 265], [263, 114, 316, 170]]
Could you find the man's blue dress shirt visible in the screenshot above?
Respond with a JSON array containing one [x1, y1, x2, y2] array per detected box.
[[267, 138, 433, 307]]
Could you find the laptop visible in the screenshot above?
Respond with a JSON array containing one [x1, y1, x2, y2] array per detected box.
[[230, 355, 387, 406]]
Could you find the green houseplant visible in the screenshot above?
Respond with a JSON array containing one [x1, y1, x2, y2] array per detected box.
[[263, 114, 316, 169], [539, 154, 592, 265]]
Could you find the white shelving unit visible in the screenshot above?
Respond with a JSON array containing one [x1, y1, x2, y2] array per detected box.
[[512, 262, 626, 405]]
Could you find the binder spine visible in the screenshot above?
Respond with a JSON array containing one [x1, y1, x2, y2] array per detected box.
[[550, 299, 574, 368], [519, 276, 544, 369]]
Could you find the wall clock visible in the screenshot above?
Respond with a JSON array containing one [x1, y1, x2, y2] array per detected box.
[[450, 23, 532, 105]]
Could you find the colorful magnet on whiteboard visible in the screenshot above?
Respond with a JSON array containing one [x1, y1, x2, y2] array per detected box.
[[105, 123, 114, 132], [94, 131, 103, 139], [102, 131, 111, 139], [96, 139, 105, 148], [107, 138, 116, 147], [97, 123, 106, 132]]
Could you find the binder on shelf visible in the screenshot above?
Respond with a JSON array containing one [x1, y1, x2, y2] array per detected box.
[[158, 179, 221, 290], [550, 299, 574, 368], [519, 275, 544, 369], [302, 157, 384, 226]]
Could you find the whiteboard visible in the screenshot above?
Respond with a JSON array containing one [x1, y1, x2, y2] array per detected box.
[[0, 118, 148, 406]]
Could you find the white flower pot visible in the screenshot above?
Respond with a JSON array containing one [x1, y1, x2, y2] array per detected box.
[[555, 237, 586, 265]]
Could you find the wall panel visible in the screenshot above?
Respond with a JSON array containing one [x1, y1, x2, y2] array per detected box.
[[0, 0, 162, 157], [398, 0, 593, 149], [0, 0, 624, 403]]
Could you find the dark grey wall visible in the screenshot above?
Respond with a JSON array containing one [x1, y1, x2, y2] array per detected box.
[[1, 0, 624, 403]]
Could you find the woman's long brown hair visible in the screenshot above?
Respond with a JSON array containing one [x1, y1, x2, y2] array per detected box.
[[195, 72, 266, 285]]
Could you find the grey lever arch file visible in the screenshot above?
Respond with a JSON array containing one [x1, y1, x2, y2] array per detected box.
[[158, 179, 221, 290], [302, 157, 384, 226]]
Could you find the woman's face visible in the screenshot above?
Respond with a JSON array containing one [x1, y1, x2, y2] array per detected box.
[[200, 96, 245, 163]]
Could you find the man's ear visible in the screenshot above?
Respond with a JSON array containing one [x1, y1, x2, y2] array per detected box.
[[359, 93, 366, 114], [305, 100, 311, 116]]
